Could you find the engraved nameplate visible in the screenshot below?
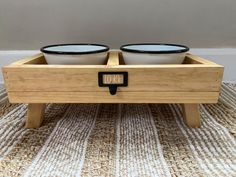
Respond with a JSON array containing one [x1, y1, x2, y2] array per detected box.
[[102, 74, 124, 84], [98, 72, 128, 87]]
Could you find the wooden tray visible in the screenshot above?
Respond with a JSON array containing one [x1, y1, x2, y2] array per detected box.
[[3, 51, 224, 128]]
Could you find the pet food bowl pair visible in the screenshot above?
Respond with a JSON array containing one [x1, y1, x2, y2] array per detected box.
[[41, 43, 189, 65]]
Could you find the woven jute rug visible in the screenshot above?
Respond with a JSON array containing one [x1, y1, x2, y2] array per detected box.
[[0, 83, 235, 177]]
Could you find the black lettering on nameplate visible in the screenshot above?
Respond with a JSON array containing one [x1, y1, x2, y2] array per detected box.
[[98, 72, 128, 95]]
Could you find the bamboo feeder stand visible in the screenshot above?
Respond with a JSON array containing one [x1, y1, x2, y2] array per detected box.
[[3, 51, 224, 128]]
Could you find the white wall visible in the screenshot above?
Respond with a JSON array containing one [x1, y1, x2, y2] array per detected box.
[[0, 49, 236, 84], [0, 0, 236, 49], [1, 1, 235, 82], [190, 49, 236, 82], [0, 51, 39, 84]]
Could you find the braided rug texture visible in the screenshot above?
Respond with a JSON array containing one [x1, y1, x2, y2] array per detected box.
[[0, 83, 235, 177]]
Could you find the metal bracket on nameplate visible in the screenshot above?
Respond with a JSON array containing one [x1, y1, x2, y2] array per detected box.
[[98, 72, 128, 95]]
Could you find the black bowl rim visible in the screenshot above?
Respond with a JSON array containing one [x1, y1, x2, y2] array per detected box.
[[120, 43, 189, 54], [40, 43, 110, 55]]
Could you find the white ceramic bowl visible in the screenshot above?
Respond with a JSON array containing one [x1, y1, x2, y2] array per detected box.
[[120, 43, 189, 64], [41, 44, 109, 65]]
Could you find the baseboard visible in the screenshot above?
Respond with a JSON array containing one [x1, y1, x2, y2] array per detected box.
[[1, 49, 236, 82], [0, 50, 39, 84], [189, 48, 236, 81], [190, 48, 236, 55], [223, 81, 236, 84]]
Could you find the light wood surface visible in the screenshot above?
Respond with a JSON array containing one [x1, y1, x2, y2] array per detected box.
[[181, 104, 201, 128], [5, 52, 222, 67], [3, 51, 224, 128], [184, 53, 221, 65], [25, 103, 46, 128], [107, 51, 119, 66], [10, 53, 46, 65], [8, 91, 219, 103], [3, 66, 223, 92]]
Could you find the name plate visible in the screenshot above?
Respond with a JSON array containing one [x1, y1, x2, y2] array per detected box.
[[98, 72, 128, 87], [102, 74, 124, 84]]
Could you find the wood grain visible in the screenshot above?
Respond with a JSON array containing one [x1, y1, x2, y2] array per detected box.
[[10, 53, 46, 65], [25, 103, 46, 128], [3, 66, 223, 92], [8, 91, 219, 103], [107, 51, 119, 66], [184, 53, 221, 65], [3, 51, 223, 104], [3, 51, 224, 128], [181, 104, 201, 128]]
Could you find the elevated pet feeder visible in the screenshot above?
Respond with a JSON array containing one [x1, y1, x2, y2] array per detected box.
[[3, 49, 224, 128]]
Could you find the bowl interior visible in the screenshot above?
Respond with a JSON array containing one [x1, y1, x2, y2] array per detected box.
[[121, 44, 189, 54], [41, 44, 109, 55]]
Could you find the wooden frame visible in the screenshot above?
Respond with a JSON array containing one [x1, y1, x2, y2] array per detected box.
[[3, 51, 224, 128]]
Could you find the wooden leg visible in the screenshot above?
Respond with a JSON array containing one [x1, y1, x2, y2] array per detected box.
[[25, 103, 46, 128], [181, 104, 201, 128]]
